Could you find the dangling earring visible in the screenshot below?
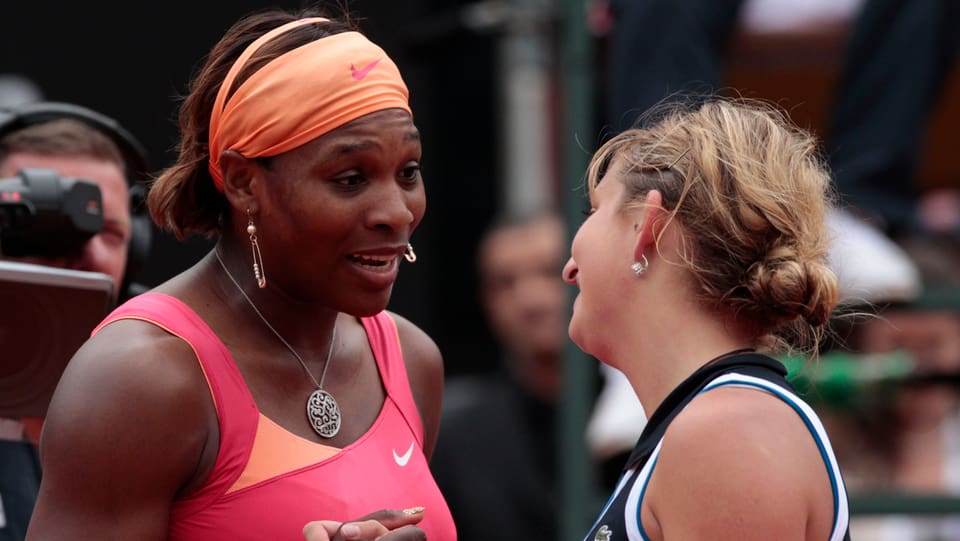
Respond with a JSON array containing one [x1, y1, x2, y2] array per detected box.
[[403, 243, 417, 263], [630, 253, 649, 276], [247, 208, 266, 288]]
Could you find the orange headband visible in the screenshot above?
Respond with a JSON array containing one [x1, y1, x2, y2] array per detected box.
[[208, 17, 412, 191]]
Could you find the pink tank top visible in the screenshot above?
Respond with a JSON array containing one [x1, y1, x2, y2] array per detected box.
[[94, 292, 457, 540]]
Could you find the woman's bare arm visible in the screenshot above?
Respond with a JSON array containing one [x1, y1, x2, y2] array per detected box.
[[26, 319, 216, 541]]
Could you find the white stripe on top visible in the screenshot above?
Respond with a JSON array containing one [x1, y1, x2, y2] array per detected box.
[[617, 372, 849, 541]]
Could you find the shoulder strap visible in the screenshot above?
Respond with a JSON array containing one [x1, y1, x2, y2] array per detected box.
[[701, 373, 850, 541], [626, 352, 787, 468], [94, 292, 258, 509], [360, 312, 424, 446]]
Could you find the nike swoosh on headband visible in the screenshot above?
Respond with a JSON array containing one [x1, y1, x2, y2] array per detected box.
[[350, 58, 382, 80]]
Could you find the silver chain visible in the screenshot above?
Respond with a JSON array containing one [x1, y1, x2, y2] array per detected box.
[[214, 248, 336, 391]]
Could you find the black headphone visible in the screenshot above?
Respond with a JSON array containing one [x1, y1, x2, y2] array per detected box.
[[0, 101, 153, 299]]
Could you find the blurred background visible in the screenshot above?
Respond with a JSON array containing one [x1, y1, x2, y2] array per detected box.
[[3, 0, 958, 376], [3, 1, 959, 539]]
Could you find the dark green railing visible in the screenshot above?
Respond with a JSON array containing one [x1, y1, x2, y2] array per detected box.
[[850, 492, 960, 516], [558, 0, 598, 539]]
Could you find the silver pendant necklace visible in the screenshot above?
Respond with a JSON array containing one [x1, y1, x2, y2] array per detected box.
[[215, 249, 341, 438]]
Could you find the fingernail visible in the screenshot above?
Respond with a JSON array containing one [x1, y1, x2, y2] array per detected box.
[[341, 524, 361, 538], [402, 506, 425, 515]]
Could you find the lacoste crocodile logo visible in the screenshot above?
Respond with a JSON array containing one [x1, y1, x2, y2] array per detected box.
[[594, 525, 612, 541]]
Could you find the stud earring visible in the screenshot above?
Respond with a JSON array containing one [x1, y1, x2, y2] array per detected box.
[[630, 253, 649, 276], [247, 208, 266, 288], [403, 243, 417, 263]]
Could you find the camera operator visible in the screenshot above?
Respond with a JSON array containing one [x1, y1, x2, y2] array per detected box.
[[0, 102, 147, 541]]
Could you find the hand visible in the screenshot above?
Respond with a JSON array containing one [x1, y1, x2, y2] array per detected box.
[[303, 507, 426, 541]]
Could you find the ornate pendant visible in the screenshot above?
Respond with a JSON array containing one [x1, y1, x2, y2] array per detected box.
[[307, 388, 341, 438]]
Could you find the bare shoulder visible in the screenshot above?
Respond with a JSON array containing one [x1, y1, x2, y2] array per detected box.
[[645, 386, 833, 540], [52, 318, 210, 416], [42, 317, 214, 470], [31, 317, 217, 539], [384, 310, 444, 458], [662, 386, 811, 477], [386, 310, 442, 371]]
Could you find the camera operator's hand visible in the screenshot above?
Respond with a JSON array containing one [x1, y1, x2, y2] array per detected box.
[[303, 508, 426, 541]]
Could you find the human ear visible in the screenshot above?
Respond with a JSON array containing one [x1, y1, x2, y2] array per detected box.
[[220, 149, 260, 213], [633, 189, 665, 263]]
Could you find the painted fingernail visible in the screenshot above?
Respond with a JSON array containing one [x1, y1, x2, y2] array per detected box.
[[402, 506, 425, 515], [341, 524, 361, 538]]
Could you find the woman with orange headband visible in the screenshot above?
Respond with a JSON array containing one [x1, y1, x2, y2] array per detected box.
[[27, 7, 454, 541]]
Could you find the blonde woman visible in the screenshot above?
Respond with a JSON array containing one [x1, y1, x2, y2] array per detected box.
[[565, 99, 851, 541]]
